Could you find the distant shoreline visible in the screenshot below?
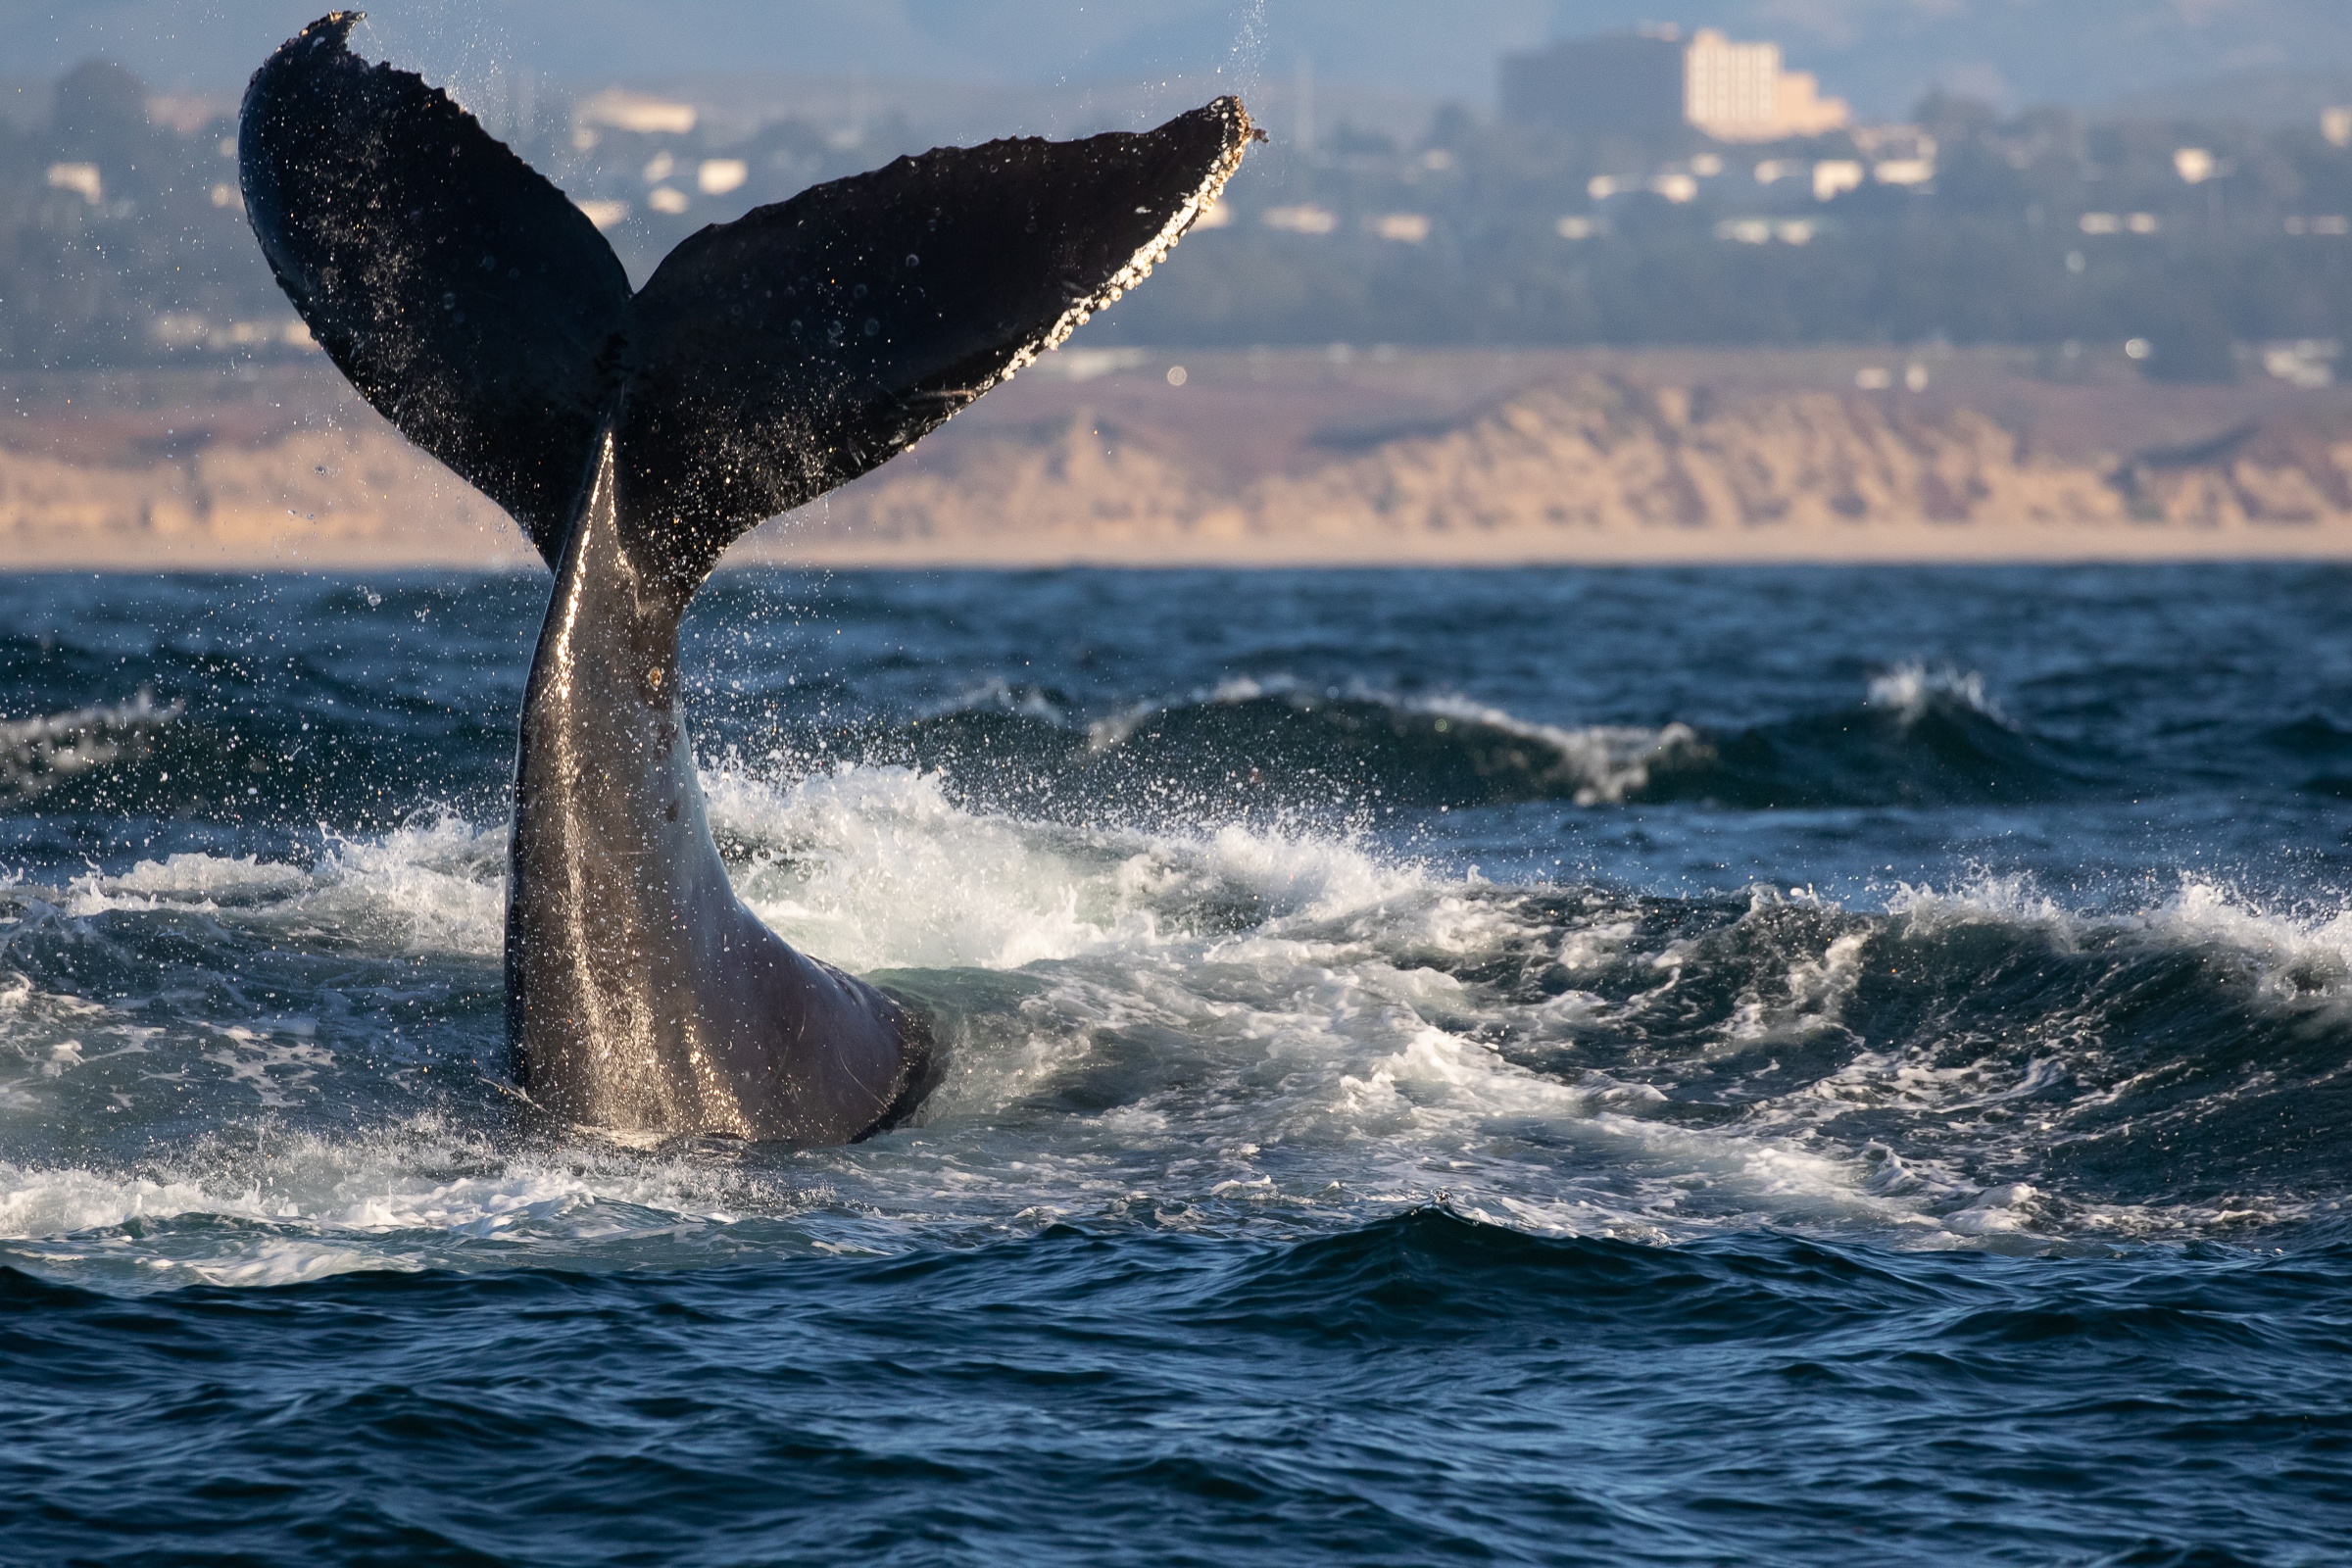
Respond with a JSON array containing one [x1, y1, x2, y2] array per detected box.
[[769, 525, 2352, 570], [12, 536, 2352, 573], [7, 347, 2350, 570]]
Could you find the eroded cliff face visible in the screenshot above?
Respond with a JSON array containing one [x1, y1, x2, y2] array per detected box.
[[5, 361, 2351, 566], [782, 375, 2352, 563], [0, 420, 521, 567]]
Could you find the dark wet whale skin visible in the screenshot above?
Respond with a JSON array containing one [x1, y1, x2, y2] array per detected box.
[[236, 13, 1251, 1143], [507, 431, 933, 1142]]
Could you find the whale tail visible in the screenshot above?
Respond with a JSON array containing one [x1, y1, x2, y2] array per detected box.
[[240, 12, 1253, 589]]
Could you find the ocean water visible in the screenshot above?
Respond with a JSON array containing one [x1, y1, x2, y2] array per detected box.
[[3, 563, 2351, 1566]]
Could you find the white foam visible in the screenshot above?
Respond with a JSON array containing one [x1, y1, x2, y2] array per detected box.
[[0, 1121, 798, 1261], [2130, 876, 2352, 999], [62, 853, 309, 916], [1890, 871, 2352, 1003], [309, 814, 508, 954], [1867, 662, 2001, 721], [0, 1162, 238, 1238], [31, 814, 504, 955], [710, 764, 1151, 970], [705, 762, 1439, 973], [18, 758, 2351, 1283], [1941, 1182, 2042, 1236], [1886, 873, 2073, 936]]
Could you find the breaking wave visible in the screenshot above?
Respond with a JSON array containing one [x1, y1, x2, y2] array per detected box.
[[0, 694, 182, 806], [818, 662, 2100, 814], [6, 760, 2349, 1293]]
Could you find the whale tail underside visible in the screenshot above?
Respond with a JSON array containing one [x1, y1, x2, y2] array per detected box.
[[240, 12, 1254, 589]]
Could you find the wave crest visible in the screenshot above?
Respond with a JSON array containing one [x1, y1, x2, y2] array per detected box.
[[0, 694, 182, 805]]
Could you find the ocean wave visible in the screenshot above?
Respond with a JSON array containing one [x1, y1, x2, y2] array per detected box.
[[8, 760, 2352, 1291], [0, 694, 182, 806], [0, 662, 2146, 827], [0, 1115, 842, 1287], [832, 666, 2100, 815]]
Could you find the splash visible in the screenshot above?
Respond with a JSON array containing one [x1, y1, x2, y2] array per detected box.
[[0, 694, 181, 805], [1866, 662, 2001, 722], [10, 754, 2350, 1292]]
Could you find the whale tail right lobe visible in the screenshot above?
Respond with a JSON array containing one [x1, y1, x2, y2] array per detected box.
[[241, 13, 1254, 593]]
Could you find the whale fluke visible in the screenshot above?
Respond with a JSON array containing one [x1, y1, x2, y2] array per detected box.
[[239, 13, 1253, 1144], [242, 10, 1253, 581]]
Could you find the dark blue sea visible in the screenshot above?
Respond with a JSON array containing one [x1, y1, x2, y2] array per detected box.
[[4, 564, 2351, 1566]]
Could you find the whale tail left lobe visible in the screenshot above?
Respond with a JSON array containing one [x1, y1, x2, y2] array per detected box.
[[240, 12, 1254, 594]]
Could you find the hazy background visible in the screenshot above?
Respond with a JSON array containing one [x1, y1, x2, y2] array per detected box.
[[10, 0, 2351, 371], [4, 7, 2352, 573], [8, 1, 2352, 120]]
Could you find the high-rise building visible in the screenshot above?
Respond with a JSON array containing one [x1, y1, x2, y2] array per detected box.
[[1684, 29, 1780, 138], [1499, 29, 1688, 136], [1686, 29, 1848, 141], [1502, 26, 1848, 142]]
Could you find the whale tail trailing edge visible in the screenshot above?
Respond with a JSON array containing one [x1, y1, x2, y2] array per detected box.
[[241, 12, 1254, 587]]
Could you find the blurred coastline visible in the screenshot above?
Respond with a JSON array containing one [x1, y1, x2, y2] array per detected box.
[[9, 5, 2352, 570], [9, 346, 2352, 569]]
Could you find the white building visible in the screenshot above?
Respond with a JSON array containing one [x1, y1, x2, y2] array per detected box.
[[1682, 29, 1848, 142]]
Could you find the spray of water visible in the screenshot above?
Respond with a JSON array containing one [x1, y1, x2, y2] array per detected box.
[[1226, 0, 1271, 96]]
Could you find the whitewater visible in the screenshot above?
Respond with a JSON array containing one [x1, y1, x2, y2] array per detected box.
[[4, 564, 2350, 1565]]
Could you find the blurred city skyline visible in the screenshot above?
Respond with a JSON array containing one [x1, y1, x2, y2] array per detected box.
[[7, 3, 2352, 573], [6, 0, 2352, 122], [8, 0, 2352, 374]]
